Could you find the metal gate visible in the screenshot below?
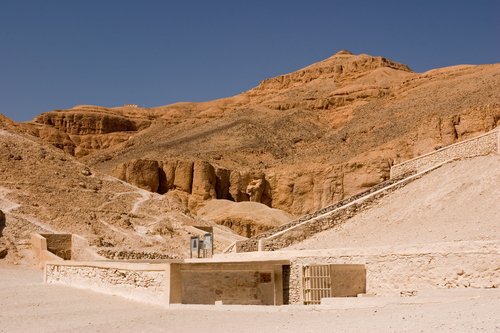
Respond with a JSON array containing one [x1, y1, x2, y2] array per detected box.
[[302, 265, 331, 305]]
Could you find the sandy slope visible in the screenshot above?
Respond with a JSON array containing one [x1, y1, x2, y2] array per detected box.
[[197, 199, 292, 237], [0, 265, 498, 333], [288, 155, 500, 250]]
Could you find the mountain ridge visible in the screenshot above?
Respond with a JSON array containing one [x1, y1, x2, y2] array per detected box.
[[3, 51, 499, 217]]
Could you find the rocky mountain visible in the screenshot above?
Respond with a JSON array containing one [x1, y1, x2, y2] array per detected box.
[[2, 51, 498, 258], [22, 51, 499, 216]]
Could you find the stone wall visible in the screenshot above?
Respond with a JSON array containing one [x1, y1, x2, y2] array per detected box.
[[287, 241, 499, 304], [390, 129, 499, 178], [259, 163, 445, 251], [44, 260, 285, 306], [31, 233, 63, 268], [234, 172, 412, 253], [45, 261, 170, 306]]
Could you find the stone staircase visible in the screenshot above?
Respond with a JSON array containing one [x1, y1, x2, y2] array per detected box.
[[226, 129, 499, 253]]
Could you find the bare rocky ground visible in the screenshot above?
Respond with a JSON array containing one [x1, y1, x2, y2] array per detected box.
[[0, 264, 498, 333]]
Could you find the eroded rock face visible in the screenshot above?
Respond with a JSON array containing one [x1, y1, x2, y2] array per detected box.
[[191, 161, 217, 200], [110, 156, 390, 216], [113, 159, 160, 192], [25, 106, 152, 157], [173, 161, 194, 193], [413, 106, 500, 155], [113, 158, 275, 212], [35, 111, 142, 135]]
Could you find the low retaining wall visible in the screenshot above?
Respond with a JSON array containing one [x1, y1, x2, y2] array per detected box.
[[31, 234, 64, 268], [45, 261, 173, 306], [45, 241, 499, 307], [390, 129, 499, 178]]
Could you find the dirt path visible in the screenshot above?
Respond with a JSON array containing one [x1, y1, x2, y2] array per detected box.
[[0, 265, 498, 333]]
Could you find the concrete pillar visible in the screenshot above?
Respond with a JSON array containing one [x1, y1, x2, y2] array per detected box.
[[165, 263, 182, 305], [273, 265, 284, 305], [258, 239, 264, 251]]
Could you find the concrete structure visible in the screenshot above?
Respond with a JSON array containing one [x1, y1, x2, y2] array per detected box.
[[302, 264, 366, 304], [43, 240, 498, 306], [216, 240, 499, 304], [31, 233, 101, 268], [45, 259, 289, 306], [178, 260, 287, 305]]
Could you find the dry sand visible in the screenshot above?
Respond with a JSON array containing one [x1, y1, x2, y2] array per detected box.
[[288, 155, 500, 250], [0, 264, 498, 333]]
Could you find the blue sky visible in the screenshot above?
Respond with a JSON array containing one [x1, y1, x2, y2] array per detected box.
[[1, 0, 498, 121]]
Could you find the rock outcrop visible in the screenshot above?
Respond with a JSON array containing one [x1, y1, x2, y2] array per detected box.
[[113, 159, 160, 192], [109, 155, 392, 216], [23, 105, 152, 156], [113, 158, 273, 212]]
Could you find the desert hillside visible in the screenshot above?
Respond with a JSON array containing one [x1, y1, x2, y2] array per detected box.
[[18, 51, 499, 217], [287, 155, 500, 250], [0, 122, 247, 264], [1, 50, 499, 264]]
